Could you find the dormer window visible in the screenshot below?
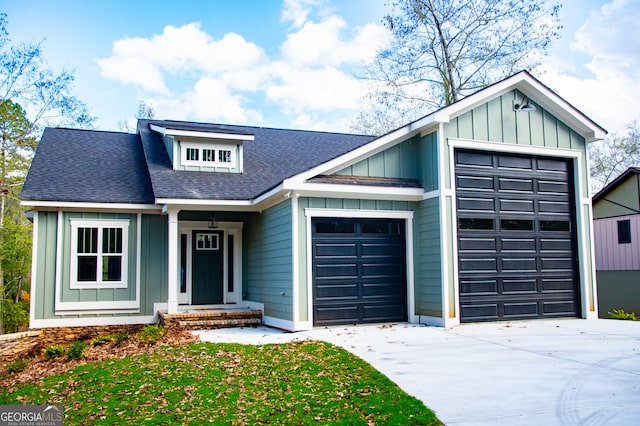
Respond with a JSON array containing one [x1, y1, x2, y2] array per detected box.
[[181, 143, 235, 168], [149, 123, 253, 173]]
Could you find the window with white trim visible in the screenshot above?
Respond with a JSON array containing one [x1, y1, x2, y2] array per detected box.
[[70, 219, 129, 289], [181, 143, 235, 167]]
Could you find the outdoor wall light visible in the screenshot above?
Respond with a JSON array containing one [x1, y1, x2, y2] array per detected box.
[[513, 96, 537, 112], [208, 215, 218, 228]]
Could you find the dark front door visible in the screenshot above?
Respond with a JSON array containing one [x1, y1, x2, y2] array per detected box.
[[312, 218, 407, 326], [192, 230, 224, 305], [455, 149, 580, 322]]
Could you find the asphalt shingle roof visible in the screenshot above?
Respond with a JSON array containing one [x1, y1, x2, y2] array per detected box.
[[138, 120, 375, 200], [21, 120, 376, 204], [21, 128, 155, 204]]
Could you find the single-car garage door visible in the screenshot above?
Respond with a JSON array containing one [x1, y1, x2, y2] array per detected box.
[[455, 149, 580, 322], [312, 218, 407, 326]]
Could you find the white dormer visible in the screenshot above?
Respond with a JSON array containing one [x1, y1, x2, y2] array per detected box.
[[150, 124, 254, 173]]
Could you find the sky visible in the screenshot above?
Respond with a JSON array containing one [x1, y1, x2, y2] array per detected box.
[[2, 0, 639, 136]]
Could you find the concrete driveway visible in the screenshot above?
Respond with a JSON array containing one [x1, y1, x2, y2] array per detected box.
[[195, 319, 640, 425]]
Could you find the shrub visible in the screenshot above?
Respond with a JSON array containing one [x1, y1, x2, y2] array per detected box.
[[5, 358, 29, 374], [67, 340, 86, 360], [138, 323, 166, 345], [91, 335, 112, 346], [0, 299, 29, 333], [43, 345, 65, 359], [608, 309, 638, 320], [113, 332, 131, 345]]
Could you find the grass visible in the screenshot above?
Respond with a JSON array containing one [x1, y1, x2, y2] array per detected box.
[[0, 340, 441, 425]]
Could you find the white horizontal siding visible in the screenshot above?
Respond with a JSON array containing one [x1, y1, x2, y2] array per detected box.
[[594, 215, 640, 271]]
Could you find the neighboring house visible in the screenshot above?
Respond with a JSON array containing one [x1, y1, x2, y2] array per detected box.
[[592, 167, 640, 317], [20, 71, 607, 331]]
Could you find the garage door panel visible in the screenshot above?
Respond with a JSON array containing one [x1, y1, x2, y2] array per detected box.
[[502, 257, 537, 272], [314, 282, 359, 300], [457, 175, 495, 191], [501, 238, 535, 252], [312, 218, 407, 326], [455, 149, 579, 322], [498, 155, 533, 170], [500, 199, 534, 213], [361, 242, 402, 257], [315, 243, 357, 258], [458, 197, 495, 212], [503, 302, 539, 318], [315, 263, 358, 279], [459, 237, 497, 252], [502, 279, 537, 294], [460, 304, 499, 321], [460, 279, 498, 295], [499, 177, 534, 192]]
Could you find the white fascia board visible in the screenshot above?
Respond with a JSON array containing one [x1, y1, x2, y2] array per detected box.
[[21, 200, 161, 212], [150, 124, 254, 141], [290, 182, 424, 201], [156, 198, 253, 207], [433, 72, 606, 142]]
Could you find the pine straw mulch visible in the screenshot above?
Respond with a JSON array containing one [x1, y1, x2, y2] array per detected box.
[[0, 326, 200, 392]]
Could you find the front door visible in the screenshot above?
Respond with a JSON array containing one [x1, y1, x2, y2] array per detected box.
[[191, 230, 224, 305]]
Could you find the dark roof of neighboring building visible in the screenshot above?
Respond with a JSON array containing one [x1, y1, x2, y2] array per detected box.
[[21, 120, 376, 204], [21, 127, 155, 204], [138, 120, 376, 200], [592, 167, 640, 203]]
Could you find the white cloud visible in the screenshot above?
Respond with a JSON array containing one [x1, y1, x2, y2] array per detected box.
[[280, 16, 388, 67], [538, 0, 640, 134], [97, 23, 266, 94], [146, 78, 263, 124], [280, 0, 328, 28]]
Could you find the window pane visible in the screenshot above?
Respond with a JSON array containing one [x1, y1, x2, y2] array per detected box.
[[316, 221, 355, 234], [103, 227, 123, 253], [186, 147, 199, 161], [540, 220, 570, 232], [77, 227, 98, 253], [103, 256, 122, 281], [618, 220, 631, 244], [202, 148, 215, 162], [362, 222, 389, 234], [459, 218, 494, 230], [501, 219, 534, 231], [77, 256, 97, 281], [219, 150, 231, 163]]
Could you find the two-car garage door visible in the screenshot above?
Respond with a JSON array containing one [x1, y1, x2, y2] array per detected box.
[[455, 149, 580, 322]]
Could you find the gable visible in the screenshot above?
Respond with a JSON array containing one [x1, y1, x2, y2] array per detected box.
[[593, 172, 640, 219], [444, 89, 587, 150]]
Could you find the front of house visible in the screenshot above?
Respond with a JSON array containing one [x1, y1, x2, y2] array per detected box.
[[21, 72, 606, 331]]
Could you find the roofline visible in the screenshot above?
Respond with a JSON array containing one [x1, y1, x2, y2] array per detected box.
[[21, 200, 161, 212], [149, 124, 255, 141], [593, 167, 640, 202], [422, 70, 607, 142]]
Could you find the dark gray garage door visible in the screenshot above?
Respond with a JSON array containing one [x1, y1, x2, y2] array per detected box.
[[455, 149, 580, 322], [312, 218, 407, 326]]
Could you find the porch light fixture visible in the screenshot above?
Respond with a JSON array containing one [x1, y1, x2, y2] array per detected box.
[[513, 96, 536, 113], [208, 215, 218, 229]]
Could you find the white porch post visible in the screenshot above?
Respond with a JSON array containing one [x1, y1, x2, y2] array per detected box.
[[167, 208, 179, 314]]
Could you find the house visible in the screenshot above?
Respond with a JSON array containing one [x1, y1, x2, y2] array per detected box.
[[20, 71, 607, 331], [592, 167, 640, 317]]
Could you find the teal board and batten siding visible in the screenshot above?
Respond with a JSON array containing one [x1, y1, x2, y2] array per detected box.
[[32, 211, 169, 320], [244, 199, 293, 321], [414, 197, 442, 317], [335, 135, 420, 179]]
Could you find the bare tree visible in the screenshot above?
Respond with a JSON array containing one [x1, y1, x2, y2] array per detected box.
[[354, 0, 562, 133], [590, 121, 640, 192]]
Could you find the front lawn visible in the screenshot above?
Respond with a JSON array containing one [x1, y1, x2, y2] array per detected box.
[[1, 340, 441, 425]]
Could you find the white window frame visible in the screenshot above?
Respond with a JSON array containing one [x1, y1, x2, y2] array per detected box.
[[69, 219, 129, 289], [180, 142, 235, 168]]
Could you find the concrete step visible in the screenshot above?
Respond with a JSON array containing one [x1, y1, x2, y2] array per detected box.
[[159, 308, 262, 330]]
